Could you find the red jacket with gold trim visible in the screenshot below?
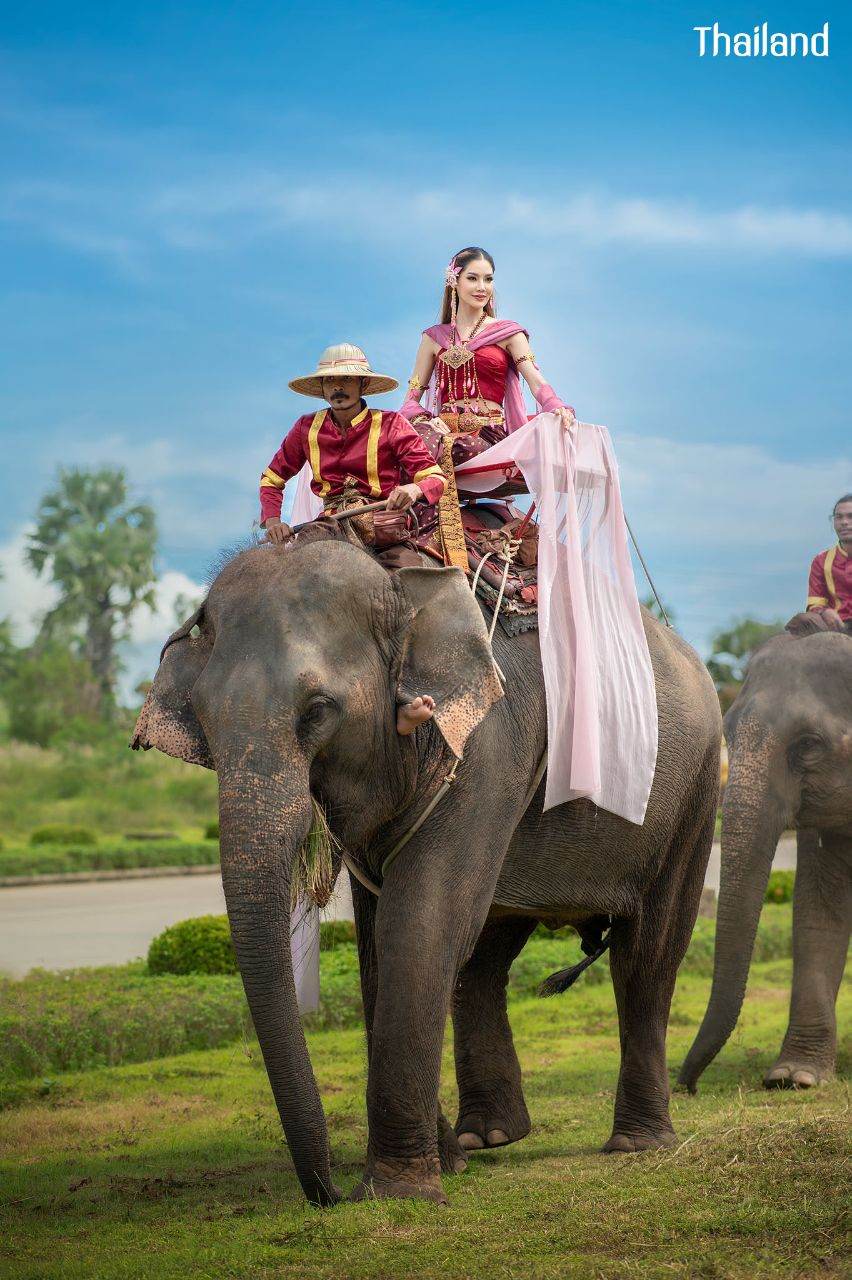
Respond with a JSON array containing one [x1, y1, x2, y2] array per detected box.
[[806, 543, 852, 622], [259, 404, 445, 524]]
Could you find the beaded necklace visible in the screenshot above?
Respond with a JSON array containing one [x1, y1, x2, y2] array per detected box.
[[437, 312, 490, 413]]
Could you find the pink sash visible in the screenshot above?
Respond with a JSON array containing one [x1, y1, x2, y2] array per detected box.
[[456, 416, 658, 824]]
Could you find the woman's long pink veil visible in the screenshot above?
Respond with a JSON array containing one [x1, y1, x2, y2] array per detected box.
[[456, 415, 658, 824]]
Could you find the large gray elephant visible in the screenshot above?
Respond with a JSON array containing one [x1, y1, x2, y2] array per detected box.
[[680, 631, 852, 1092], [133, 536, 720, 1206]]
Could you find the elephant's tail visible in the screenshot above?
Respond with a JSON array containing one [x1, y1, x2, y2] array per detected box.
[[538, 928, 612, 997]]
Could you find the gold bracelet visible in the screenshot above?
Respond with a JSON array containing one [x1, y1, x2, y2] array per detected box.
[[407, 374, 423, 391], [515, 352, 537, 368]]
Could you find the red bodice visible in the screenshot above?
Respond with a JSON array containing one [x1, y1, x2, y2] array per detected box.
[[439, 343, 510, 406], [471, 344, 510, 403]]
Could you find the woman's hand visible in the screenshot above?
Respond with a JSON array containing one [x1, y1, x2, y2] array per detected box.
[[558, 405, 577, 432]]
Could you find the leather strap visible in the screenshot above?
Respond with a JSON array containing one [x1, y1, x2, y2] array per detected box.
[[340, 750, 548, 901]]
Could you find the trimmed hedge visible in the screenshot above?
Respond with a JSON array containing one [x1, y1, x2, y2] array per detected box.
[[204, 820, 220, 840], [0, 963, 249, 1088], [0, 839, 218, 878], [146, 915, 357, 976], [30, 824, 96, 847], [148, 916, 237, 976], [766, 869, 795, 904]]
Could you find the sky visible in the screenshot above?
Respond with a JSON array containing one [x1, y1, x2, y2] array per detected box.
[[0, 0, 850, 691]]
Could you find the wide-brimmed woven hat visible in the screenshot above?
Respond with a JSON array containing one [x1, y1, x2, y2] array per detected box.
[[288, 343, 399, 398]]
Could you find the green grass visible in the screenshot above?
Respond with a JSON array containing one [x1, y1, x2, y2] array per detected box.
[[0, 913, 802, 1096], [0, 737, 217, 842], [0, 927, 848, 1280]]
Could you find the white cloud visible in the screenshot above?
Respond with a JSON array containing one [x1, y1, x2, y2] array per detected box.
[[5, 164, 852, 274], [615, 433, 850, 647], [149, 178, 852, 259], [0, 526, 59, 644]]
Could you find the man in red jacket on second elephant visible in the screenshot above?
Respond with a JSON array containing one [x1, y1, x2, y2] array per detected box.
[[806, 493, 852, 632], [259, 343, 447, 733]]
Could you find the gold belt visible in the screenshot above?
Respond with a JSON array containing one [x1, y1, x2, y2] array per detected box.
[[439, 408, 504, 435]]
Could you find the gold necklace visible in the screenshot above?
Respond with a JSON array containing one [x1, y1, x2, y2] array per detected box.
[[440, 311, 488, 369]]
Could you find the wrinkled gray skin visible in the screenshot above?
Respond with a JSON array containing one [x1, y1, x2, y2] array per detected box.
[[680, 632, 852, 1092], [133, 539, 720, 1206]]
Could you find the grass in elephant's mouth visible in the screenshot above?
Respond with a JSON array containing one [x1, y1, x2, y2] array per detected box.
[[1, 959, 849, 1280]]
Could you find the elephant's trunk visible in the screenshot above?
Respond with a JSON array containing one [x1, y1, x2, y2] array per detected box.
[[217, 763, 338, 1206], [679, 714, 791, 1091]]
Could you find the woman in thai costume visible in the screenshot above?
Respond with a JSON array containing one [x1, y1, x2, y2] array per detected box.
[[398, 246, 578, 570], [399, 245, 659, 828]]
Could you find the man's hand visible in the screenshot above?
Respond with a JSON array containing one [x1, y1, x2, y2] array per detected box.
[[386, 483, 422, 511], [821, 607, 845, 632], [265, 517, 293, 544]]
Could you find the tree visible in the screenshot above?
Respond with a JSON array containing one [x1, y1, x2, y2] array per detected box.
[[1, 642, 101, 746], [26, 468, 157, 714], [707, 616, 783, 712]]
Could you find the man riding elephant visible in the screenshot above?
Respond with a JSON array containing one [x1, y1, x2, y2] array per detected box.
[[258, 342, 446, 735], [788, 493, 852, 636]]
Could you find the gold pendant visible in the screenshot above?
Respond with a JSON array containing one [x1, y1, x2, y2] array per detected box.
[[440, 344, 474, 370]]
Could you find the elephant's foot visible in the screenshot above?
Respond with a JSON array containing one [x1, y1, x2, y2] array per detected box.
[[349, 1155, 448, 1206], [764, 1058, 833, 1090], [438, 1111, 468, 1175], [603, 1127, 677, 1154], [455, 1102, 531, 1153]]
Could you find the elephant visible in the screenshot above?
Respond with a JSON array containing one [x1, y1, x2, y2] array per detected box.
[[132, 534, 721, 1206], [680, 630, 852, 1092]]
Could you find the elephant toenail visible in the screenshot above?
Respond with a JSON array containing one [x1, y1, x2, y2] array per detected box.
[[457, 1132, 484, 1151], [486, 1128, 510, 1146]]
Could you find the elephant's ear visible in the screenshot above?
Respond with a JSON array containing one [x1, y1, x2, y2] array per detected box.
[[393, 566, 504, 758], [130, 607, 214, 769]]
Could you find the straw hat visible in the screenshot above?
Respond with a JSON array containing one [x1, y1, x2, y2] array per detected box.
[[288, 343, 399, 398]]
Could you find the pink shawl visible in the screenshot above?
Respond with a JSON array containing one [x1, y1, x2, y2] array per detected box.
[[456, 416, 658, 825]]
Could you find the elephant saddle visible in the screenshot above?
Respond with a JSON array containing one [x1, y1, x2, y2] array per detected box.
[[413, 499, 540, 635]]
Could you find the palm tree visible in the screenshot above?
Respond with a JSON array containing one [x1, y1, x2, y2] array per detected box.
[[27, 467, 157, 713]]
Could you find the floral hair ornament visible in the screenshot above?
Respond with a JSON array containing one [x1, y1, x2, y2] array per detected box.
[[444, 257, 461, 290]]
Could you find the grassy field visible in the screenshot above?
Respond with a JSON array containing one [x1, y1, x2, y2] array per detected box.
[[1, 915, 849, 1279], [0, 738, 217, 843]]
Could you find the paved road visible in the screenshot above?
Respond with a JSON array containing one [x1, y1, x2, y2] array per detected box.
[[0, 838, 796, 978]]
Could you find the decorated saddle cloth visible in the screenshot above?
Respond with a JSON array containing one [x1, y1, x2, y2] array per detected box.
[[413, 498, 540, 634]]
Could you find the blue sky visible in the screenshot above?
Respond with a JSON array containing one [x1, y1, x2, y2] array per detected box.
[[1, 1, 850, 685]]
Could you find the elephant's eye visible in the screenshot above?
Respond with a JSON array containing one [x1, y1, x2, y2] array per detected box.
[[298, 695, 338, 733], [788, 733, 825, 769]]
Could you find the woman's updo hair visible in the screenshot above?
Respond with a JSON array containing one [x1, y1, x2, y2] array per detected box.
[[440, 246, 496, 324]]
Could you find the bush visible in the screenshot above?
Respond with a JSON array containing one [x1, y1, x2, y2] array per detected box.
[[148, 915, 237, 976], [30, 824, 96, 847], [320, 920, 356, 949], [204, 820, 220, 840], [0, 963, 249, 1084], [766, 869, 795, 904]]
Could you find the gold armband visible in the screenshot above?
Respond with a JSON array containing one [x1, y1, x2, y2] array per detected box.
[[515, 352, 537, 368], [407, 374, 423, 391]]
